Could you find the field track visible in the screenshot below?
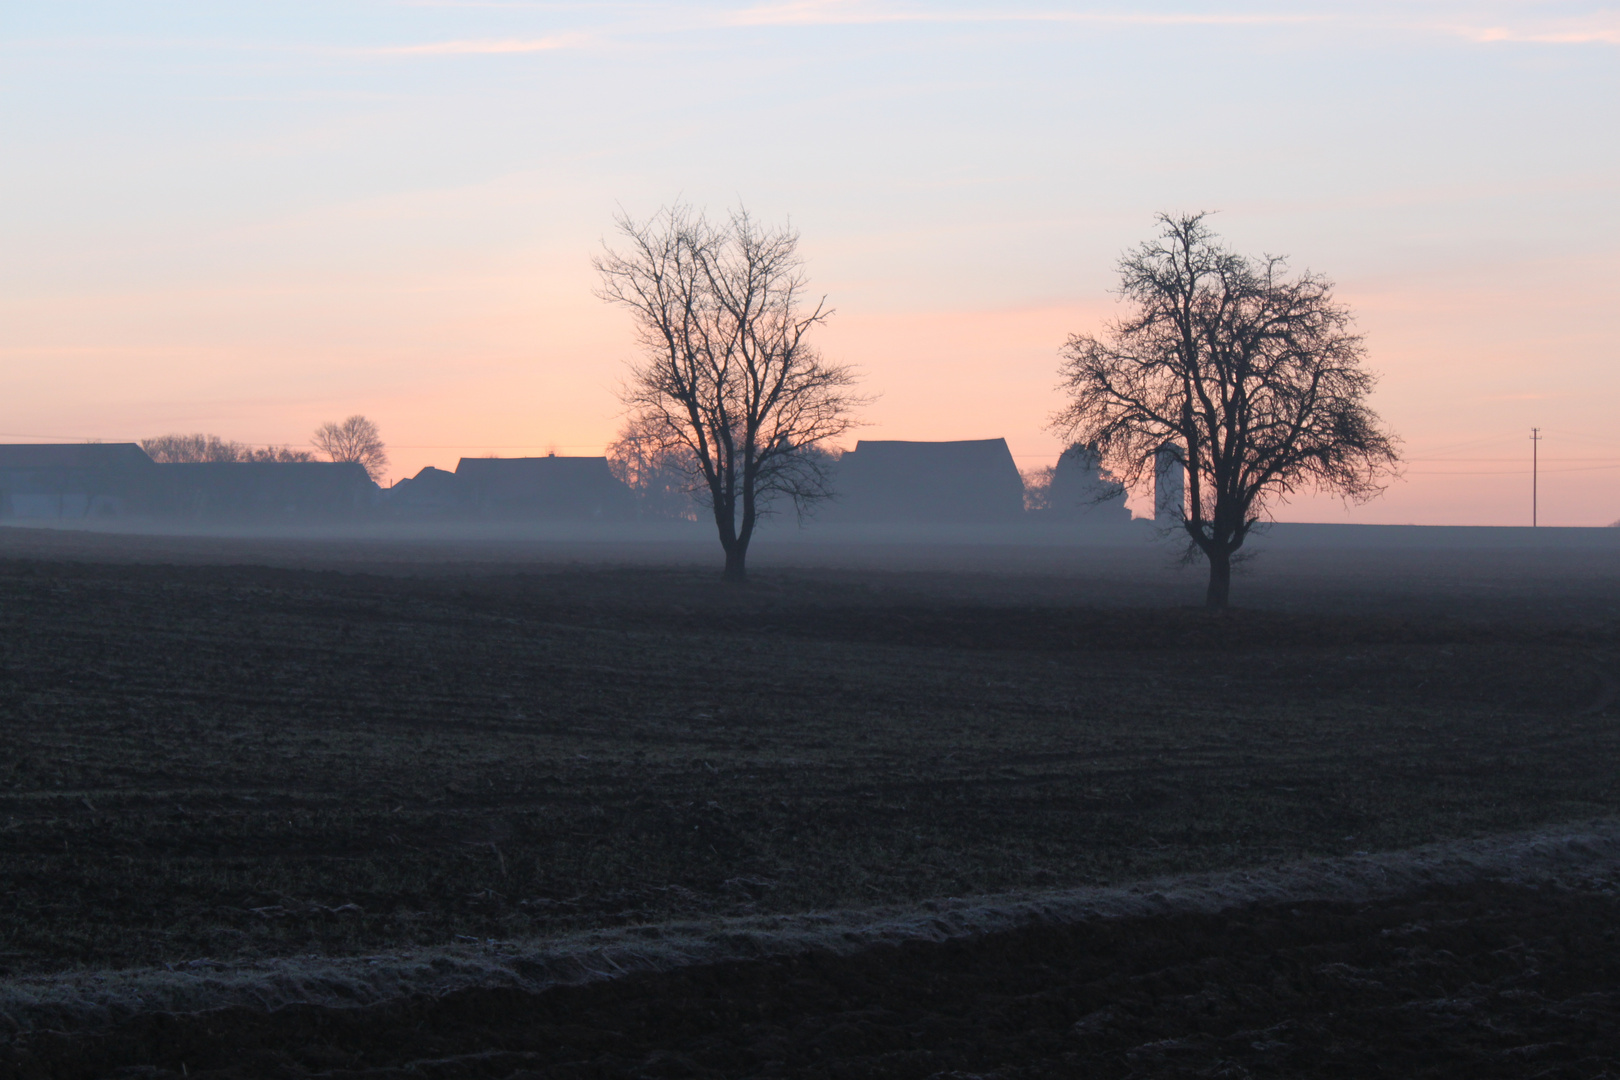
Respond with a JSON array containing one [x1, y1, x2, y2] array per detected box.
[[6, 822, 1620, 1077]]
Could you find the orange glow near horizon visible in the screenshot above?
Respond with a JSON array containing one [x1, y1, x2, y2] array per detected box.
[[4, 269, 1614, 526]]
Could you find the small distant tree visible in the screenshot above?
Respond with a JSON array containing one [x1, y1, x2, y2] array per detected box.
[[1020, 466, 1055, 512], [1053, 213, 1399, 607], [595, 204, 864, 581], [312, 415, 388, 481], [141, 433, 312, 463], [606, 415, 701, 521]]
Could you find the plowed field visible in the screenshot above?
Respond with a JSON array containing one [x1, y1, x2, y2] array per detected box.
[[1, 527, 1618, 1075]]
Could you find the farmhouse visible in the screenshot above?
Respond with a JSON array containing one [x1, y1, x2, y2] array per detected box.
[[826, 438, 1026, 524], [451, 455, 635, 520], [0, 443, 156, 519], [0, 444, 381, 522], [150, 461, 377, 520]]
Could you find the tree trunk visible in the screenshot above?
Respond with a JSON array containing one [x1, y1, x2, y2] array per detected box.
[[1205, 547, 1231, 608], [720, 472, 759, 585], [722, 543, 748, 583], [710, 484, 749, 584]]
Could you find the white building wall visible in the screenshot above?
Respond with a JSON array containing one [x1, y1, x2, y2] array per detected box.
[[1154, 445, 1185, 525]]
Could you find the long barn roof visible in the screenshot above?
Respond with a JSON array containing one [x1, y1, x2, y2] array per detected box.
[[829, 438, 1025, 523], [0, 443, 154, 469]]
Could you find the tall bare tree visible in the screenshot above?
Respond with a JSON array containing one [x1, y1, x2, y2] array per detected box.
[[312, 415, 388, 481], [596, 205, 863, 581], [1053, 213, 1399, 607]]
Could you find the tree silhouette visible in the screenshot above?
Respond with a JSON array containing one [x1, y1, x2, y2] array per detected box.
[[312, 415, 388, 481], [1053, 213, 1399, 607], [596, 205, 863, 581], [606, 415, 702, 521], [142, 433, 312, 463]]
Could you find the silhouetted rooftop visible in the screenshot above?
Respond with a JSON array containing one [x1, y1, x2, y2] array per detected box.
[[827, 439, 1026, 524], [0, 443, 154, 470], [453, 456, 633, 519]]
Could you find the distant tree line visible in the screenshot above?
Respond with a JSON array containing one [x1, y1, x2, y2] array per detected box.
[[140, 434, 313, 464], [141, 415, 389, 482]]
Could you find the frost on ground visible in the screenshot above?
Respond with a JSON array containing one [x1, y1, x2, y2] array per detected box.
[[5, 818, 1618, 1037]]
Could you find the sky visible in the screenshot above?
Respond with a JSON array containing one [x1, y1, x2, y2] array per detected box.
[[1, 1, 1616, 525]]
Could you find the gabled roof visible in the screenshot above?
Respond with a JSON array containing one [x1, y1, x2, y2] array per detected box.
[[455, 456, 624, 496], [389, 466, 460, 505], [153, 461, 376, 497], [149, 461, 375, 517], [844, 438, 1019, 470], [828, 438, 1026, 523], [0, 443, 155, 469], [452, 456, 633, 517], [456, 455, 617, 479]]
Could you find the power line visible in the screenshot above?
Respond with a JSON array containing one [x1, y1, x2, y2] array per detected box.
[[1406, 456, 1620, 463], [1406, 464, 1620, 476]]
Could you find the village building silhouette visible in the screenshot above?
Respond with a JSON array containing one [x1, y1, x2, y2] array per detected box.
[[0, 444, 373, 522], [0, 439, 1139, 526]]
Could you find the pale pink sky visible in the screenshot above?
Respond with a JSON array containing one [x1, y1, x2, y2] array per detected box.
[[1, 2, 1616, 524]]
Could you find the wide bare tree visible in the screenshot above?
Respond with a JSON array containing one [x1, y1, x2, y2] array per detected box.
[[1053, 213, 1399, 607], [312, 415, 388, 481], [596, 205, 863, 581]]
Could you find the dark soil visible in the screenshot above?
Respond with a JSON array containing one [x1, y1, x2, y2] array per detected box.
[[7, 879, 1620, 1078], [2, 528, 1619, 1074]]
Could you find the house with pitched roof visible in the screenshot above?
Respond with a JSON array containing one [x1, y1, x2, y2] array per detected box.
[[0, 443, 157, 519], [823, 439, 1026, 524], [449, 455, 635, 520], [150, 461, 377, 520]]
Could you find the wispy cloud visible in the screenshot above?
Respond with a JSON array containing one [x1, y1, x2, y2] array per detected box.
[[369, 34, 586, 55], [723, 0, 1620, 46], [1449, 22, 1620, 46], [726, 2, 1325, 28]]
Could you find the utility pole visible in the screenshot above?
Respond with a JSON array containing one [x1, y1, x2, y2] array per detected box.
[[1530, 427, 1542, 527]]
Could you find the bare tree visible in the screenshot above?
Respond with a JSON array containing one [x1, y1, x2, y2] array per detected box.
[[606, 415, 701, 521], [312, 415, 388, 481], [1020, 466, 1055, 512], [1053, 213, 1399, 607], [596, 205, 864, 581], [142, 433, 312, 463]]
